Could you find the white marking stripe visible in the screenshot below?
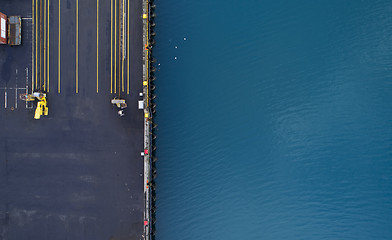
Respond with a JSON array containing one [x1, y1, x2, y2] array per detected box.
[[0, 88, 27, 90], [26, 68, 29, 108], [15, 69, 18, 109], [15, 88, 17, 109]]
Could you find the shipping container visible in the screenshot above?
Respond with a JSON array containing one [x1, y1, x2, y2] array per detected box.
[[8, 16, 21, 45], [0, 12, 7, 44]]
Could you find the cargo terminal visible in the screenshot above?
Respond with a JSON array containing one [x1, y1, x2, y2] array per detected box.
[[0, 0, 155, 239]]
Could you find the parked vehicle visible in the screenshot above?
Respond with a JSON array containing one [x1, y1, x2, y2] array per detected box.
[[0, 12, 21, 46]]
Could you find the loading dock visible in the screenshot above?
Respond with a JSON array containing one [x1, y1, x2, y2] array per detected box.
[[0, 0, 146, 239]]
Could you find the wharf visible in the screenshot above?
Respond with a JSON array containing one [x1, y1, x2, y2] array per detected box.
[[0, 0, 153, 239]]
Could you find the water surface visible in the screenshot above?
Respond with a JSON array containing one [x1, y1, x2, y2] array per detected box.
[[154, 1, 392, 239]]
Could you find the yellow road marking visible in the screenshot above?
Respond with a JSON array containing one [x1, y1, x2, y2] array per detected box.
[[76, 0, 79, 93], [40, 0, 42, 90], [110, 0, 113, 93], [58, 0, 61, 93], [127, 0, 129, 95], [32, 0, 35, 91], [96, 0, 99, 93], [121, 52, 124, 93], [118, 0, 120, 95], [121, 53, 124, 93], [114, 0, 117, 94], [35, 0, 38, 89], [47, 0, 50, 92], [121, 0, 125, 92], [44, 0, 46, 91]]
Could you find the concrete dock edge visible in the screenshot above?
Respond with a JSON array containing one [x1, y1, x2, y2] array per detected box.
[[142, 0, 153, 239]]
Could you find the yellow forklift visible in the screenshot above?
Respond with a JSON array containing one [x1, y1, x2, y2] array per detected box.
[[20, 92, 48, 119]]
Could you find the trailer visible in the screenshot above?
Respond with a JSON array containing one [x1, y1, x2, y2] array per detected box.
[[0, 12, 21, 46], [8, 16, 21, 45]]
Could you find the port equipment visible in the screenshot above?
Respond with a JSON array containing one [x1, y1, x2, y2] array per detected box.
[[111, 98, 127, 117], [34, 96, 48, 119], [111, 98, 127, 109], [0, 12, 21, 45], [20, 92, 49, 119]]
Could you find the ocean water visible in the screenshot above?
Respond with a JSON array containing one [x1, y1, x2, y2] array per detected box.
[[153, 1, 392, 239]]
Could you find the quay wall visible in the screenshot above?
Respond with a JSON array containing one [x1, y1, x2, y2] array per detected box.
[[142, 0, 156, 239]]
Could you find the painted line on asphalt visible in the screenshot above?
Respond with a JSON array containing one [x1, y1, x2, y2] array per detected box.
[[76, 0, 79, 93], [111, 0, 113, 94], [58, 0, 61, 93], [26, 68, 29, 108], [32, 0, 35, 91], [15, 69, 18, 109], [127, 0, 129, 95], [122, 0, 125, 93], [0, 88, 28, 90], [43, 0, 46, 91], [118, 0, 120, 95], [35, 0, 38, 90], [47, 0, 50, 92], [40, 0, 42, 90], [15, 87, 18, 109], [114, 0, 117, 94], [96, 0, 99, 93]]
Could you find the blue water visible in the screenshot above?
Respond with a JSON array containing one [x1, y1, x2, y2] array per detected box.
[[153, 1, 392, 239]]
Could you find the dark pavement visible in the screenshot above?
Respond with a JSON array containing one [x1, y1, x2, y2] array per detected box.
[[0, 0, 145, 239]]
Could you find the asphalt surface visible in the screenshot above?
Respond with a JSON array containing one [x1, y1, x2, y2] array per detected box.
[[0, 0, 145, 239]]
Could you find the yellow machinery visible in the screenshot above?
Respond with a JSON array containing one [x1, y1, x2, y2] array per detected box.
[[111, 97, 127, 117], [20, 92, 48, 119], [34, 96, 48, 119], [111, 98, 127, 109]]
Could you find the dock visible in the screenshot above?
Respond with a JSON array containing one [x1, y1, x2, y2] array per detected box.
[[142, 0, 155, 239], [0, 0, 155, 239]]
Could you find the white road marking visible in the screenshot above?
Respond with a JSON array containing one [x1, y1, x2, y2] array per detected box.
[[4, 90, 7, 108], [0, 88, 27, 90], [26, 68, 29, 108], [15, 88, 18, 109], [15, 69, 18, 108]]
